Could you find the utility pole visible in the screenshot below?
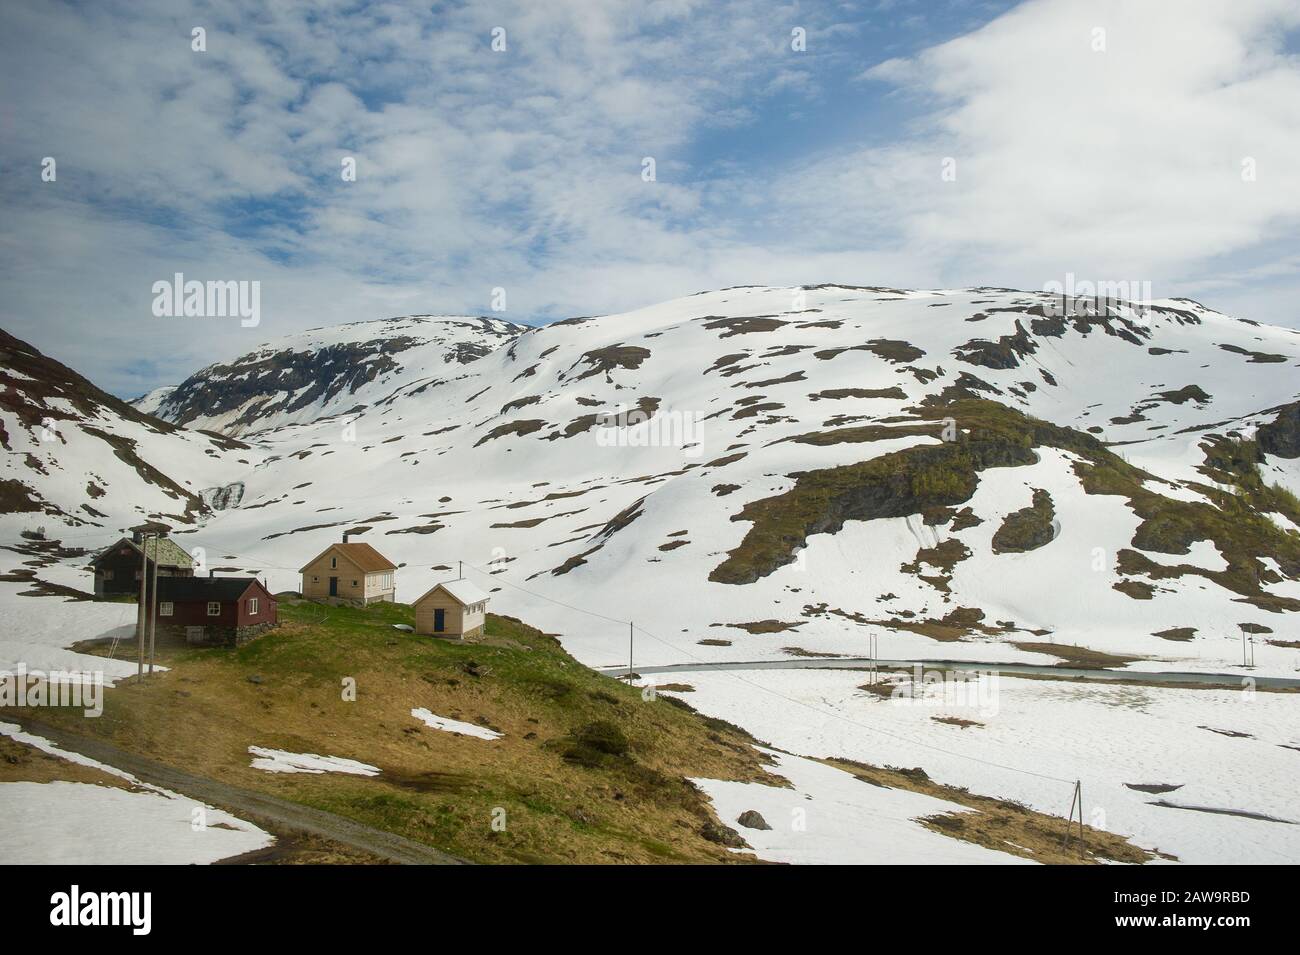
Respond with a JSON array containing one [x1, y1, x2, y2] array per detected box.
[[458, 560, 463, 580], [148, 544, 160, 675], [1076, 781, 1085, 860], [1061, 779, 1085, 860], [136, 532, 150, 683]]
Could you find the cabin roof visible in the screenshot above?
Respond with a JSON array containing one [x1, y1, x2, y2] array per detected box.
[[298, 541, 398, 574], [415, 578, 490, 607], [155, 576, 266, 602], [91, 536, 193, 569]]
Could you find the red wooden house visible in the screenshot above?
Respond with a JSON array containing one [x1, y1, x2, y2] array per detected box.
[[150, 575, 277, 647]]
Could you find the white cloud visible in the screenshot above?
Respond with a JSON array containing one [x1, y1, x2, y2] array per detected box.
[[1, 0, 1298, 396], [833, 0, 1300, 290]]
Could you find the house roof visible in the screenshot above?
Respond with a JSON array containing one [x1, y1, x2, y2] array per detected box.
[[156, 576, 267, 602], [298, 541, 398, 574], [91, 536, 193, 569], [415, 578, 490, 607]]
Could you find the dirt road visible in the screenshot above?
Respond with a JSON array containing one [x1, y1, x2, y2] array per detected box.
[[15, 717, 469, 865]]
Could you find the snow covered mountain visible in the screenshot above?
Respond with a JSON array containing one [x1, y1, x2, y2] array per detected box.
[[13, 287, 1300, 652], [0, 329, 256, 550], [6, 285, 1300, 865], [133, 315, 525, 436], [100, 285, 1300, 665]]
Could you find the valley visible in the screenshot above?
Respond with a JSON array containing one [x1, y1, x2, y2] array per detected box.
[[2, 284, 1299, 864]]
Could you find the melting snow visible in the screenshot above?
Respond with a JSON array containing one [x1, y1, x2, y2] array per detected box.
[[0, 722, 272, 864], [411, 708, 503, 740], [248, 746, 380, 776]]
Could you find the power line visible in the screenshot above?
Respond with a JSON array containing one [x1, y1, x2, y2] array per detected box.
[[462, 561, 1075, 786], [462, 561, 631, 626], [631, 620, 1075, 785]]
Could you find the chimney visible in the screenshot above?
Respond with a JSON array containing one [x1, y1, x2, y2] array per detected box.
[[342, 531, 351, 544], [209, 569, 214, 578]]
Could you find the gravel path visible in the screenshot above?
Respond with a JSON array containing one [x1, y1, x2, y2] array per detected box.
[[15, 717, 469, 865]]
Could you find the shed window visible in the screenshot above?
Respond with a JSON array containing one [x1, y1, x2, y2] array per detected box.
[[249, 598, 259, 615], [160, 602, 173, 617], [207, 601, 221, 617], [102, 569, 114, 580]]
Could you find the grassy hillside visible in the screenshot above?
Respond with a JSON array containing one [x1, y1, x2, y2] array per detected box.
[[712, 398, 1300, 615], [29, 601, 776, 864]]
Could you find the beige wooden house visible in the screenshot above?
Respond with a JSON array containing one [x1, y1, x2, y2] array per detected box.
[[299, 538, 397, 606], [413, 578, 489, 638]]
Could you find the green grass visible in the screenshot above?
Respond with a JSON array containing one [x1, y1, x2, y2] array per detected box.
[[712, 398, 1299, 611], [711, 400, 1061, 584], [991, 489, 1055, 554], [21, 602, 775, 864], [1080, 436, 1300, 611]]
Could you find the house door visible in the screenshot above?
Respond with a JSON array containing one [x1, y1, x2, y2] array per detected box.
[[434, 608, 445, 633], [328, 577, 338, 596]]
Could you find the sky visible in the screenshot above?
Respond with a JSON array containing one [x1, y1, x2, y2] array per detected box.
[[1, 0, 1299, 397]]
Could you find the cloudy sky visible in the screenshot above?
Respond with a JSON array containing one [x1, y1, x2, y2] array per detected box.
[[2, 0, 1299, 396]]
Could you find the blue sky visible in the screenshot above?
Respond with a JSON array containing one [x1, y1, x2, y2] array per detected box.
[[2, 0, 1299, 396]]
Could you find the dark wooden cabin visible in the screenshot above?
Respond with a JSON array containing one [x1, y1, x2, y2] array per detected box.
[[88, 527, 194, 597]]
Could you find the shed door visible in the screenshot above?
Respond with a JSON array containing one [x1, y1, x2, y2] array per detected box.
[[434, 608, 445, 633], [328, 576, 338, 596]]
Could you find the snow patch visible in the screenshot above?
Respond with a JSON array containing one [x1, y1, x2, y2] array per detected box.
[[411, 707, 503, 740], [247, 746, 380, 776]]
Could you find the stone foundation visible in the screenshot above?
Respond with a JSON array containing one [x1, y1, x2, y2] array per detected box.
[[155, 621, 276, 648]]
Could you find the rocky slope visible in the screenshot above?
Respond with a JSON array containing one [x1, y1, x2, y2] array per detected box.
[[134, 315, 525, 436], [0, 329, 255, 548]]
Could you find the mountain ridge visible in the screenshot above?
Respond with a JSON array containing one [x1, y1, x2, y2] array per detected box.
[[3, 285, 1299, 682]]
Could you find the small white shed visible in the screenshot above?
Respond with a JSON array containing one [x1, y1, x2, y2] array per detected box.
[[413, 578, 490, 638]]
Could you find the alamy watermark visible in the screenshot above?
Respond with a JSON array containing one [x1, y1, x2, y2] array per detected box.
[[50, 885, 150, 935], [1041, 273, 1153, 321], [152, 272, 260, 327], [0, 664, 104, 717], [595, 405, 704, 458], [877, 664, 1001, 718]]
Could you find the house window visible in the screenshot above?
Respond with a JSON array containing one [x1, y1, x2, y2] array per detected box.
[[331, 556, 337, 569], [207, 601, 221, 616], [103, 569, 114, 580], [352, 580, 358, 587], [160, 602, 173, 617], [249, 598, 259, 615], [312, 576, 318, 582]]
